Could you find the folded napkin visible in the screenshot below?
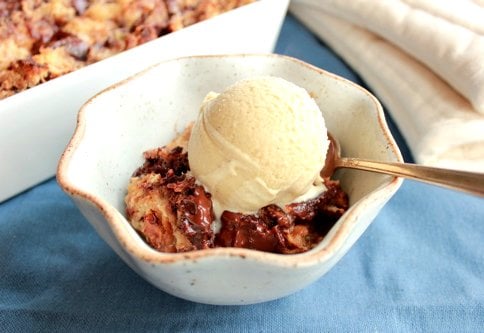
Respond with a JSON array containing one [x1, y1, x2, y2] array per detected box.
[[290, 0, 484, 172]]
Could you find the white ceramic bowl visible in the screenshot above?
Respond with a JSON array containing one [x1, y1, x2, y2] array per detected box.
[[0, 0, 289, 203], [57, 54, 403, 305]]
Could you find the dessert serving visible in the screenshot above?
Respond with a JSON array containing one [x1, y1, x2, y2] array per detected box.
[[0, 0, 254, 99], [125, 76, 349, 254], [57, 54, 402, 304]]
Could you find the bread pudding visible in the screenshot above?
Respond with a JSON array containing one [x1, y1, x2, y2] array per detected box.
[[0, 0, 254, 99], [125, 125, 349, 254]]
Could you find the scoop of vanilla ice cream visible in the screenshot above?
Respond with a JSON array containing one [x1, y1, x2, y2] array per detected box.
[[188, 76, 329, 214]]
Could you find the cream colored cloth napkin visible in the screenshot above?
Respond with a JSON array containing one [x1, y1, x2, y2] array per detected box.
[[290, 0, 484, 172]]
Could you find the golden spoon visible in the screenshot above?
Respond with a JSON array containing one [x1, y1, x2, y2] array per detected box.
[[322, 134, 484, 197]]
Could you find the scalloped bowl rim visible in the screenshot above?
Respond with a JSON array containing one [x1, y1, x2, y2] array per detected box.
[[57, 53, 403, 269]]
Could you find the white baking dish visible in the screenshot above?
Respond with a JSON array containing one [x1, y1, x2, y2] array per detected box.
[[0, 0, 289, 202]]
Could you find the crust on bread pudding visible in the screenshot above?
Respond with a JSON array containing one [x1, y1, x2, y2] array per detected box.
[[0, 0, 254, 99]]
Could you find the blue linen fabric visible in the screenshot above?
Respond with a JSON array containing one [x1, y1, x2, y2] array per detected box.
[[1, 14, 483, 332]]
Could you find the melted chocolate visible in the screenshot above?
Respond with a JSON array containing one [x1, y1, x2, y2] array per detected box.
[[133, 146, 214, 251], [321, 133, 337, 178], [216, 180, 349, 254], [133, 146, 189, 177], [175, 184, 215, 250], [128, 145, 349, 254]]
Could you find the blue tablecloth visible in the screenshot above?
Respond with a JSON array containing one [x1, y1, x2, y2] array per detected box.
[[1, 15, 483, 332]]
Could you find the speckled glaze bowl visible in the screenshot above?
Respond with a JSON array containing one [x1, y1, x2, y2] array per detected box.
[[57, 54, 403, 305]]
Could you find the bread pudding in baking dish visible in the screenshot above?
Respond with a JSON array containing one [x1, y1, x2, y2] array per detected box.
[[0, 0, 254, 99]]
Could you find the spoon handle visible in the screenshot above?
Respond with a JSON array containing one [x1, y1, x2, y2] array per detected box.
[[338, 158, 484, 197]]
